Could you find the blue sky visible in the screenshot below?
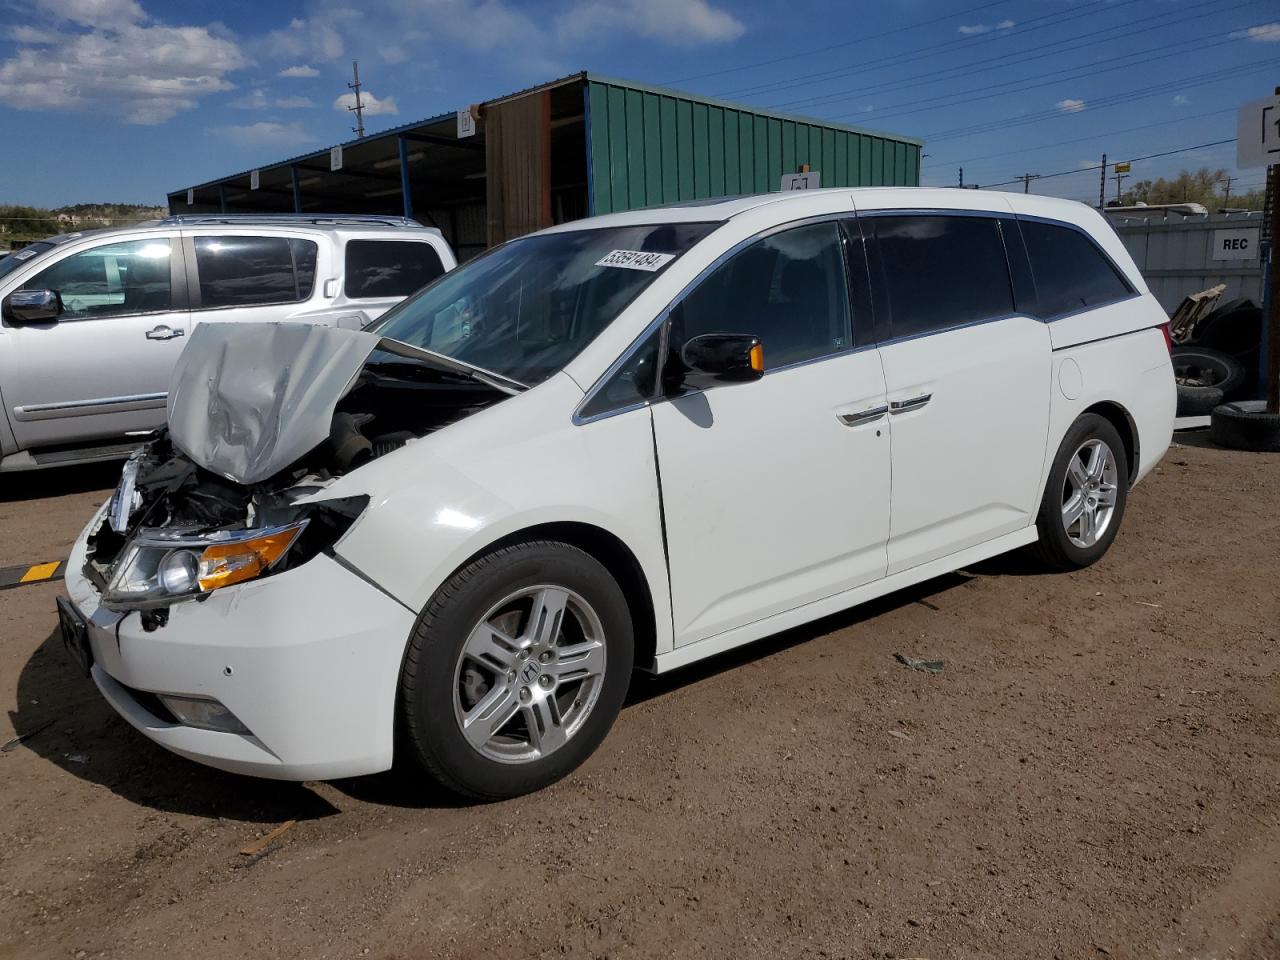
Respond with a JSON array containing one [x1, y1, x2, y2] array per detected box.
[[0, 0, 1276, 208]]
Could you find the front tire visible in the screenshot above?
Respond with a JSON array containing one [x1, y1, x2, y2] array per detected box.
[[399, 540, 634, 800], [1030, 414, 1130, 570]]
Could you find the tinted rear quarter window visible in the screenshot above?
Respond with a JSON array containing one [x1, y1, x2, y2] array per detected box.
[[1019, 220, 1133, 318], [194, 236, 317, 308], [345, 240, 445, 299], [870, 215, 1013, 339]]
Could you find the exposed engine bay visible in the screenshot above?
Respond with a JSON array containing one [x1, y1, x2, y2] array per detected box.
[[84, 323, 515, 617]]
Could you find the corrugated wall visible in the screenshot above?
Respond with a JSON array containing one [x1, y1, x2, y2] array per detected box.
[[586, 79, 920, 216], [1111, 211, 1265, 313]]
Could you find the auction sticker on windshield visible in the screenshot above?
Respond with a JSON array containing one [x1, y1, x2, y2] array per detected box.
[[595, 250, 675, 271]]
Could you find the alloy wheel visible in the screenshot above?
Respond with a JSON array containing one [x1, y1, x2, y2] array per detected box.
[[452, 585, 607, 764], [1060, 438, 1119, 549]]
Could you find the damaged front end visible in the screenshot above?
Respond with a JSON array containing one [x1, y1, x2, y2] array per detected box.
[[85, 322, 518, 618]]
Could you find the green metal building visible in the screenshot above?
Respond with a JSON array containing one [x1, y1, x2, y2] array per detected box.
[[170, 72, 922, 258]]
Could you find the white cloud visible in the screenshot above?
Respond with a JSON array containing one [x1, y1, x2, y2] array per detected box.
[[333, 91, 399, 117], [38, 0, 145, 27], [557, 0, 744, 46], [1230, 23, 1280, 42], [264, 13, 353, 61], [278, 64, 320, 78], [8, 25, 62, 43], [209, 120, 316, 149], [0, 15, 246, 124], [1056, 98, 1086, 113], [266, 0, 743, 68], [1173, 94, 1190, 106], [233, 89, 314, 110], [958, 19, 1015, 36]]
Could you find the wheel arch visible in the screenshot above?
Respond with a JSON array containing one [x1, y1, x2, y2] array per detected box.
[[1081, 400, 1139, 486], [451, 521, 660, 674]]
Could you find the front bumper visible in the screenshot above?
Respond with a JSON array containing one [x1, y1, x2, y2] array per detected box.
[[64, 508, 417, 781]]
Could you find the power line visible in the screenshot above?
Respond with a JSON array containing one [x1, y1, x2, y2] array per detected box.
[[734, 0, 1172, 104], [918, 60, 1276, 142], [764, 0, 1253, 114], [978, 138, 1236, 190], [670, 0, 1017, 84], [927, 108, 1237, 170], [828, 33, 1265, 127], [719, 0, 1130, 101]]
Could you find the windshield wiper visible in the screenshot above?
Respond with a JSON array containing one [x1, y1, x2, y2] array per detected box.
[[375, 338, 528, 395]]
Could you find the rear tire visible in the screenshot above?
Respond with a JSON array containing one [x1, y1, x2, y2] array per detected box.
[[399, 540, 634, 800], [1030, 414, 1130, 571]]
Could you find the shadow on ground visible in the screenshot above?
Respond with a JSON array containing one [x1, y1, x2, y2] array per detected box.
[[0, 461, 121, 503], [10, 562, 997, 816]]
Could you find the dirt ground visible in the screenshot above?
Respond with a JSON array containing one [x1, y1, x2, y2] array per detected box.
[[1, 437, 1277, 960]]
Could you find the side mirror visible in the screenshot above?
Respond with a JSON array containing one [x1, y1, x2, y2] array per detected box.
[[676, 333, 765, 391], [5, 289, 61, 323]]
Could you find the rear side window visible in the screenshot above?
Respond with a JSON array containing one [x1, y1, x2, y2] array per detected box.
[[1019, 220, 1134, 318], [671, 221, 852, 370], [193, 236, 318, 309], [870, 215, 1013, 339], [345, 240, 445, 299]]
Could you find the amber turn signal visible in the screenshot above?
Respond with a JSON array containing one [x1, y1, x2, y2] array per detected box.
[[749, 342, 765, 374], [197, 524, 306, 592]]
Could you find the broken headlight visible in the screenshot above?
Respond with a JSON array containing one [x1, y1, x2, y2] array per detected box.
[[103, 521, 307, 608]]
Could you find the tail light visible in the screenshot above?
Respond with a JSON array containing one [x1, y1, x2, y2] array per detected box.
[[1159, 322, 1173, 354]]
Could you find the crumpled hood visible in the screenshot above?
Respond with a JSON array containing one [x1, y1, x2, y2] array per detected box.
[[166, 322, 381, 485]]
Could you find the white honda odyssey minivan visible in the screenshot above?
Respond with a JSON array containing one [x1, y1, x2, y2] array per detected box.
[[61, 188, 1175, 799]]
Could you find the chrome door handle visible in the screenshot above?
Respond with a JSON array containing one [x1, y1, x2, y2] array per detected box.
[[838, 404, 889, 426], [890, 393, 932, 413], [145, 325, 184, 341]]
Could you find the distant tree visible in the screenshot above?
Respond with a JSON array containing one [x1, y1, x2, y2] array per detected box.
[[1118, 167, 1264, 210]]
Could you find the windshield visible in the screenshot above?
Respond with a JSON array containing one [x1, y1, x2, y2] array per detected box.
[[0, 241, 55, 282], [370, 222, 717, 385]]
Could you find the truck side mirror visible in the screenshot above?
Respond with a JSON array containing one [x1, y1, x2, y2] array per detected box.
[[4, 289, 62, 323]]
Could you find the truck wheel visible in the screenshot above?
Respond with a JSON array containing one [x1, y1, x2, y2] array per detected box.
[[399, 540, 634, 800]]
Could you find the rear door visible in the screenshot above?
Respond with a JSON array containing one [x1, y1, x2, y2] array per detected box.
[[863, 212, 1051, 574], [184, 232, 321, 327], [650, 218, 892, 645], [0, 232, 189, 450]]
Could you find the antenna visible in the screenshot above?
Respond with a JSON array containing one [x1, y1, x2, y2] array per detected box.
[[348, 60, 366, 139]]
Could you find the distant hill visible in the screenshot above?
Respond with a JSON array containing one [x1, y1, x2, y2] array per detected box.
[[0, 203, 168, 247]]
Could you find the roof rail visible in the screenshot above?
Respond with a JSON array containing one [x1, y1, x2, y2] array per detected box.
[[159, 213, 425, 228]]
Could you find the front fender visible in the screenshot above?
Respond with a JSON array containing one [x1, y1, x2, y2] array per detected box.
[[330, 373, 673, 657]]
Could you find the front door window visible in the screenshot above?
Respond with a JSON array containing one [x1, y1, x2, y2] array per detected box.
[[23, 239, 173, 319]]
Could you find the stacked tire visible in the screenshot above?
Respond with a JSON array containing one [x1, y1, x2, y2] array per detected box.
[[1210, 401, 1280, 453], [1172, 299, 1259, 418], [1172, 345, 1242, 416]]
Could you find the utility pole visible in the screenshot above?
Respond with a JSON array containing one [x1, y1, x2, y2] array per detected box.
[[1020, 173, 1041, 194], [958, 167, 964, 188], [1219, 174, 1238, 205], [1113, 167, 1128, 204], [347, 60, 366, 139], [1098, 154, 1107, 209], [1267, 158, 1279, 413]]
